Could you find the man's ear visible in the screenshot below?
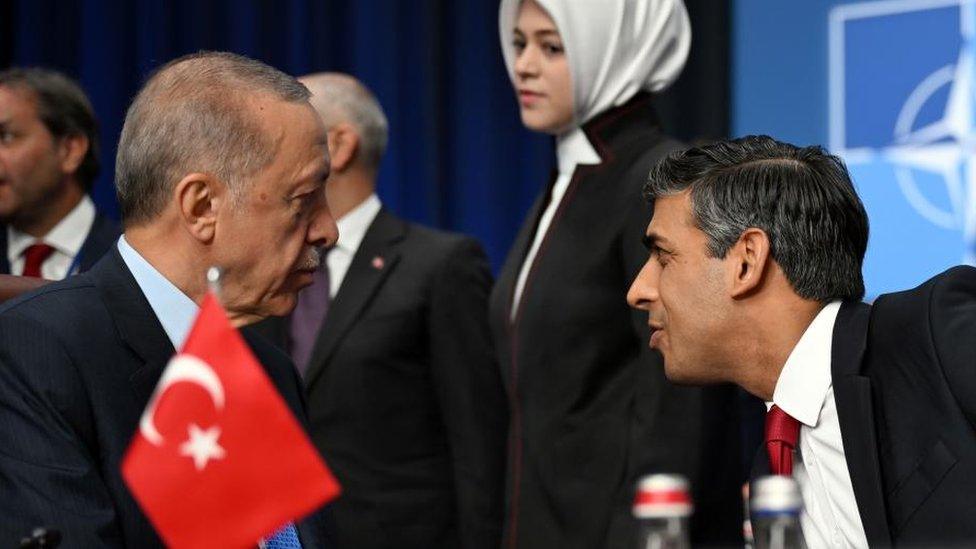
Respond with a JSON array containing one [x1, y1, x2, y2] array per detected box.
[[728, 228, 772, 298], [327, 123, 360, 173], [57, 134, 89, 176], [175, 173, 222, 243]]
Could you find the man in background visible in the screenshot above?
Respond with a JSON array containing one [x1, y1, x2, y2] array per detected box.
[[0, 52, 337, 547], [0, 68, 118, 278], [256, 72, 507, 549], [627, 135, 976, 546]]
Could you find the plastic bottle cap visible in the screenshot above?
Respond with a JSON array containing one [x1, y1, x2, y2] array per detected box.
[[751, 475, 803, 516], [633, 474, 693, 518]]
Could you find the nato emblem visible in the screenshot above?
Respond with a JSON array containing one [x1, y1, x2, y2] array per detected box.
[[829, 0, 976, 297]]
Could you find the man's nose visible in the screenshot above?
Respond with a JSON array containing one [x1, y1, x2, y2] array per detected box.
[[309, 207, 339, 250], [627, 261, 659, 310]]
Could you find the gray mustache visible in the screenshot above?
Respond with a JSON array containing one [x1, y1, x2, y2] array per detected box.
[[299, 247, 323, 271]]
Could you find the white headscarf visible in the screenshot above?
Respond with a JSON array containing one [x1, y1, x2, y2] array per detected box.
[[499, 0, 691, 127]]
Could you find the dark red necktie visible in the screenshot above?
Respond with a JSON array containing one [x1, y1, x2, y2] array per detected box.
[[765, 404, 801, 475], [21, 243, 55, 278]]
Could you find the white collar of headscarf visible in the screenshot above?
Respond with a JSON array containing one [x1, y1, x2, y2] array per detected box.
[[499, 0, 691, 129]]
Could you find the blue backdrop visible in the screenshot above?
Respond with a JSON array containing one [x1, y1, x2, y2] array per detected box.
[[2, 1, 727, 272], [735, 0, 976, 297]]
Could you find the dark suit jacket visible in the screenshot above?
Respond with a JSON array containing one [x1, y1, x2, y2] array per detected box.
[[488, 93, 745, 548], [835, 265, 976, 546], [0, 210, 120, 275], [256, 209, 507, 549], [751, 266, 976, 546], [0, 248, 332, 548]]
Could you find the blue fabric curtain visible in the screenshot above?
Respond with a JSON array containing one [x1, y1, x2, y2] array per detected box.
[[2, 0, 552, 271], [1, 1, 728, 272]]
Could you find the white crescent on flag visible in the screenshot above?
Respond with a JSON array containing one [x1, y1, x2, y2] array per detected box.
[[139, 354, 226, 446]]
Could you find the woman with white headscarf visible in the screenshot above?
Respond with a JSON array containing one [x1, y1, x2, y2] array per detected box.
[[488, 1, 742, 547]]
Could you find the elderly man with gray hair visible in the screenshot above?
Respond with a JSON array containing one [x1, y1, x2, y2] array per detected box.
[[0, 52, 338, 547], [255, 73, 507, 549]]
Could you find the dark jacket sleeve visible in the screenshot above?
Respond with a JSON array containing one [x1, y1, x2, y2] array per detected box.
[[426, 237, 507, 549], [930, 265, 976, 426], [0, 315, 124, 548]]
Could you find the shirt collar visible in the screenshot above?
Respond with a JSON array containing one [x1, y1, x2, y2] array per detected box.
[[770, 300, 843, 427], [556, 126, 601, 175], [117, 235, 199, 349], [6, 195, 96, 261], [335, 193, 381, 255]]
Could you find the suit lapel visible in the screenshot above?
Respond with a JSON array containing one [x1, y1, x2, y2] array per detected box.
[[496, 173, 555, 323], [250, 314, 289, 350], [304, 209, 404, 389], [831, 301, 891, 546], [91, 248, 176, 404]]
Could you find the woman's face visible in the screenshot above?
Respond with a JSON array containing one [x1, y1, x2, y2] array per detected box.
[[512, 0, 574, 134]]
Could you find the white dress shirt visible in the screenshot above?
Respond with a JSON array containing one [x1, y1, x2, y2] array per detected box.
[[327, 193, 381, 299], [510, 127, 601, 319], [6, 195, 96, 279], [769, 300, 868, 548]]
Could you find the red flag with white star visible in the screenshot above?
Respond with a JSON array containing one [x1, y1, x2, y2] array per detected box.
[[121, 293, 340, 548]]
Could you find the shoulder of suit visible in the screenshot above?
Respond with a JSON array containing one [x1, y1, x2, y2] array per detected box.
[[0, 274, 98, 317], [871, 265, 976, 339], [610, 132, 686, 194], [875, 265, 976, 305], [0, 275, 106, 350]]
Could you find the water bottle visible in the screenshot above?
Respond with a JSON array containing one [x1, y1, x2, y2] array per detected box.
[[633, 474, 692, 549], [750, 475, 806, 549]]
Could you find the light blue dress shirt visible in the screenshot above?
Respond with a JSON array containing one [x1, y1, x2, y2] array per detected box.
[[116, 236, 199, 349]]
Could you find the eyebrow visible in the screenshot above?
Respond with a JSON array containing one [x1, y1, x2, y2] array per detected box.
[[642, 232, 675, 251], [512, 28, 560, 39]]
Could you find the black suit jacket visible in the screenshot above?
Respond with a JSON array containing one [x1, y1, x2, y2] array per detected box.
[[256, 209, 507, 549], [0, 248, 332, 548], [751, 266, 976, 546], [488, 94, 745, 548], [0, 210, 120, 274], [837, 265, 976, 546]]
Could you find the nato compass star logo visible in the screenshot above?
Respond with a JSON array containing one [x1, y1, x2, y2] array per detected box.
[[830, 0, 976, 293]]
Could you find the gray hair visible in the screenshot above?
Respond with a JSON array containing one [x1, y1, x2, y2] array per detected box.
[[300, 73, 388, 172], [644, 135, 869, 302], [115, 51, 310, 225]]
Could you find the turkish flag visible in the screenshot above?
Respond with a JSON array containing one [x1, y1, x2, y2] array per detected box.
[[122, 293, 340, 548]]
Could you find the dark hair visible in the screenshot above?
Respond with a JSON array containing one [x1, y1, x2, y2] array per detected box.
[[115, 51, 311, 225], [644, 135, 869, 301], [0, 67, 100, 190]]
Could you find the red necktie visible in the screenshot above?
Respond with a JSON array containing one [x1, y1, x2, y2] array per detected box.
[[765, 404, 801, 475], [21, 243, 55, 278]]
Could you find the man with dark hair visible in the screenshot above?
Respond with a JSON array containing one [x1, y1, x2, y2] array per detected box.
[[0, 52, 337, 547], [627, 135, 976, 546], [256, 73, 507, 549], [0, 68, 118, 278]]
